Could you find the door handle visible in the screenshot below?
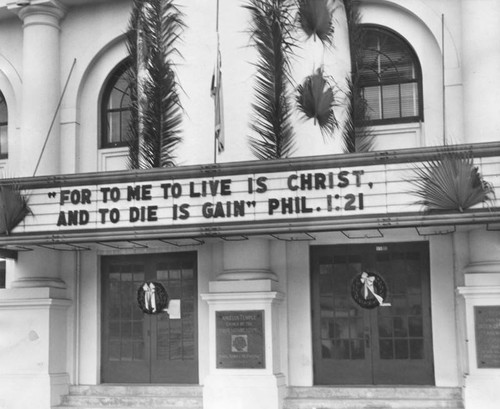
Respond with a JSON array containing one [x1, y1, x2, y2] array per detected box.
[[364, 332, 370, 348]]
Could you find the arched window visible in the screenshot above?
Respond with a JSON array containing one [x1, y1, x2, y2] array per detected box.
[[101, 62, 131, 148], [357, 26, 423, 125], [0, 91, 8, 158]]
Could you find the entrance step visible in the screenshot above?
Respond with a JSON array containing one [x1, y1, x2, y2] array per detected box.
[[54, 385, 203, 409], [284, 386, 464, 409]]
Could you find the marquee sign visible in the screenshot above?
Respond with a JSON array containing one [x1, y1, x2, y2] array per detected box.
[[3, 144, 500, 243], [14, 164, 413, 234]]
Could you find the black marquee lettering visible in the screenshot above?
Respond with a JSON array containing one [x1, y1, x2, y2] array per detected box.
[[256, 176, 267, 193], [268, 198, 280, 215], [109, 208, 120, 223], [98, 208, 108, 224], [56, 211, 67, 226], [202, 202, 213, 218], [337, 171, 350, 188], [220, 179, 232, 195], [127, 185, 140, 201], [287, 174, 299, 191]]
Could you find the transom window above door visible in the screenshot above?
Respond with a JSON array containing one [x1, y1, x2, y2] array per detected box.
[[101, 62, 131, 148], [357, 26, 423, 125]]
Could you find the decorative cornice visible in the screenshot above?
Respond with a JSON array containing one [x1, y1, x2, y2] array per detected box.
[[200, 291, 285, 304], [15, 1, 66, 28], [1, 141, 500, 190], [0, 297, 71, 309], [11, 276, 66, 289], [456, 286, 500, 298], [463, 261, 500, 275], [217, 269, 278, 282]]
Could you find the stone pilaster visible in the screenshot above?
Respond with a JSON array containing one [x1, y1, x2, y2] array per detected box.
[[16, 1, 66, 176], [457, 229, 500, 409], [201, 239, 285, 409], [461, 0, 500, 143]]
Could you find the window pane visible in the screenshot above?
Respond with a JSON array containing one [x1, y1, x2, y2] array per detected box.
[[401, 82, 419, 117], [107, 112, 123, 143], [0, 92, 8, 156], [410, 339, 424, 359], [382, 84, 400, 119], [0, 93, 6, 122], [363, 86, 382, 120], [120, 109, 131, 139], [351, 339, 365, 359], [0, 261, 5, 288], [378, 317, 393, 337], [395, 339, 409, 359], [108, 79, 130, 110], [332, 339, 350, 359], [393, 316, 408, 337], [0, 125, 7, 155], [380, 339, 393, 359], [408, 316, 423, 337]]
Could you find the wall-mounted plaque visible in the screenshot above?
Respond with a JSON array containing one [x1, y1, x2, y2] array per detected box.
[[216, 310, 265, 369], [475, 306, 500, 368]]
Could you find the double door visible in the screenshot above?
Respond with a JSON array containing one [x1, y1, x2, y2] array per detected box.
[[311, 242, 434, 385], [101, 252, 197, 383]]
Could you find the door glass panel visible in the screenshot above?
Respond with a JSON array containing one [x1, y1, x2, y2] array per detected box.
[[183, 268, 194, 279], [380, 339, 394, 359], [378, 317, 393, 337], [393, 316, 408, 337], [134, 341, 144, 360], [332, 339, 350, 359], [395, 339, 409, 359], [121, 341, 133, 361], [409, 316, 423, 337], [320, 274, 333, 294], [409, 339, 424, 359], [109, 340, 120, 361], [351, 339, 365, 359]]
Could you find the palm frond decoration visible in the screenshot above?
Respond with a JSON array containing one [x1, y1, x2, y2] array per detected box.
[[410, 149, 495, 213], [126, 0, 184, 169], [296, 68, 338, 137], [341, 0, 373, 152], [297, 0, 334, 45], [341, 78, 373, 152], [0, 184, 30, 235], [245, 0, 296, 160]]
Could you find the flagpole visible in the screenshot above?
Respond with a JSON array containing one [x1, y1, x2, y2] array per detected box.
[[33, 58, 77, 177], [214, 0, 220, 164]]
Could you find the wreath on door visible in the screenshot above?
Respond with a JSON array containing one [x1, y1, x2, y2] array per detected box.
[[137, 281, 169, 314], [351, 272, 390, 309]]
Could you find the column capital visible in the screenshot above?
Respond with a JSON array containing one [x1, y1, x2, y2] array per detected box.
[[9, 1, 66, 27]]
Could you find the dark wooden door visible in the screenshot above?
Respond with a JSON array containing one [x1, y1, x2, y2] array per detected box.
[[101, 252, 198, 384], [311, 242, 434, 385]]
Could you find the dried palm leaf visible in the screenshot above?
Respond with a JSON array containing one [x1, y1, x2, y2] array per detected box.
[[0, 184, 30, 235], [296, 68, 338, 137], [341, 0, 372, 152], [245, 0, 296, 160], [297, 0, 334, 45], [410, 150, 494, 212], [126, 0, 184, 169]]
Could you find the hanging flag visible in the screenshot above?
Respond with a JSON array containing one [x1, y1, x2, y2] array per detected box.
[[211, 33, 225, 155]]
